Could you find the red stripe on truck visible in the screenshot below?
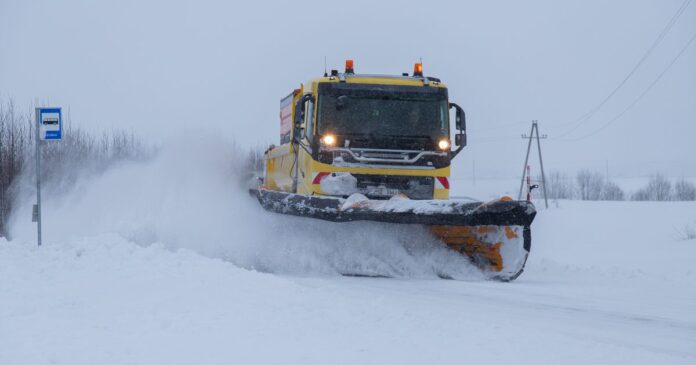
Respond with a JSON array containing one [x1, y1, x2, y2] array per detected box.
[[312, 172, 330, 185], [436, 176, 450, 189]]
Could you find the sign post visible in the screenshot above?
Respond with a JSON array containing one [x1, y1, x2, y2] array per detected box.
[[34, 107, 62, 246]]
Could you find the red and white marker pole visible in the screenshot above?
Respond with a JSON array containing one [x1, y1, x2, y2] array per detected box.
[[526, 165, 532, 202]]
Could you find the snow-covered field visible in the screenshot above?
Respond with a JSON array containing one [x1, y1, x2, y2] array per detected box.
[[1, 145, 695, 364], [451, 175, 696, 202]]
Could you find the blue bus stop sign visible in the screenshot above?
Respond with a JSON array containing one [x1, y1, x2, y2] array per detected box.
[[37, 107, 62, 140]]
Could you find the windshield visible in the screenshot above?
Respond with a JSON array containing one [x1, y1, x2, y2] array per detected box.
[[316, 84, 449, 143]]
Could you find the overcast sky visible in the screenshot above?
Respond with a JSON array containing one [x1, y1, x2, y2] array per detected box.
[[1, 0, 694, 178]]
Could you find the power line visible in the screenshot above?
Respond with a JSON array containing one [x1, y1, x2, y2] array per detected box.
[[469, 119, 531, 133], [553, 0, 692, 139], [561, 29, 696, 141]]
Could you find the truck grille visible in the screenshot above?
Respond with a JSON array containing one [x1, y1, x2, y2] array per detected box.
[[353, 174, 434, 200]]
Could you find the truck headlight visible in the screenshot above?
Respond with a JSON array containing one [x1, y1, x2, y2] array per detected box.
[[321, 134, 336, 146], [438, 139, 451, 150]]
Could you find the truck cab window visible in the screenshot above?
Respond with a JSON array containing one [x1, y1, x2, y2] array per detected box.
[[305, 98, 314, 139]]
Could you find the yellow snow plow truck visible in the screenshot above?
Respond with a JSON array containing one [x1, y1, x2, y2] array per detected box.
[[253, 60, 536, 281]]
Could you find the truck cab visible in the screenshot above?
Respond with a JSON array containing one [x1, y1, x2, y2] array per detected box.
[[264, 61, 467, 200]]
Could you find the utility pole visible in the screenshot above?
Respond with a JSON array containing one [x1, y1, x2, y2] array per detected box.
[[0, 129, 3, 237], [518, 123, 534, 201], [518, 120, 548, 208], [34, 109, 42, 246]]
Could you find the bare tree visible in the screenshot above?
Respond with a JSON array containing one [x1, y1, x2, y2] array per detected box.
[[0, 99, 32, 237], [632, 174, 673, 201], [576, 169, 604, 200], [599, 180, 625, 201], [244, 146, 264, 175], [544, 171, 575, 199], [673, 179, 696, 201], [631, 188, 650, 201], [648, 174, 672, 201]]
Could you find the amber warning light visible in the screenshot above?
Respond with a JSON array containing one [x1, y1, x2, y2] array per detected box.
[[413, 63, 423, 77], [345, 59, 354, 74]]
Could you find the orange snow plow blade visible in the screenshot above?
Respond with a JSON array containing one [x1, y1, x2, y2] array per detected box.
[[430, 225, 529, 281]]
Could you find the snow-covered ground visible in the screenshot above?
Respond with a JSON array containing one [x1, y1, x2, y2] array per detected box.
[[1, 144, 695, 364], [450, 175, 696, 202]]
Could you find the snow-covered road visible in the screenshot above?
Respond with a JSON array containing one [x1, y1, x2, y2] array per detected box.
[[2, 199, 695, 364]]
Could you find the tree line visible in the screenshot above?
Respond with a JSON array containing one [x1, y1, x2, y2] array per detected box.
[[541, 169, 696, 201]]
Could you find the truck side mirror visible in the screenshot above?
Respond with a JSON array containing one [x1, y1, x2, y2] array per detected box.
[[293, 94, 314, 142], [294, 101, 304, 129], [450, 102, 465, 131], [450, 102, 466, 147]]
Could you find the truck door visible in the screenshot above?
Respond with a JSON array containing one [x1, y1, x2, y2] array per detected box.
[[294, 96, 315, 194]]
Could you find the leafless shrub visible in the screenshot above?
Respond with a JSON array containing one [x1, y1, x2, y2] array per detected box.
[[0, 99, 32, 237], [244, 146, 264, 176], [239, 146, 265, 189], [649, 174, 672, 201], [631, 188, 649, 201], [674, 179, 696, 201], [544, 171, 575, 199], [599, 180, 625, 201], [675, 223, 696, 241], [632, 174, 672, 201], [568, 169, 626, 201], [576, 169, 604, 200]]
